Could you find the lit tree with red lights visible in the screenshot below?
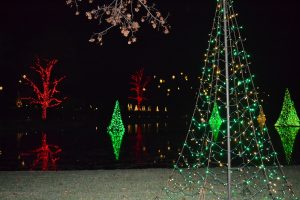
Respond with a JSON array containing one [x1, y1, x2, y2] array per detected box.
[[65, 0, 170, 45], [129, 68, 150, 111], [22, 58, 66, 120], [22, 133, 62, 171]]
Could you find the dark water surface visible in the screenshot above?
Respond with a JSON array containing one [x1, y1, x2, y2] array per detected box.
[[1, 120, 299, 170], [0, 121, 187, 170]]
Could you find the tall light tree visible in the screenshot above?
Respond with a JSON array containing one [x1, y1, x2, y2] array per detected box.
[[165, 0, 297, 199], [22, 57, 66, 120], [65, 0, 170, 45]]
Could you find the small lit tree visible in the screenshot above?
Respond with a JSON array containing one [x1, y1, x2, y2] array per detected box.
[[65, 0, 170, 45], [22, 57, 66, 120], [129, 68, 150, 111]]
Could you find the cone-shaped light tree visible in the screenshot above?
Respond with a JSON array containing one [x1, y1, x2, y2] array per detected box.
[[165, 0, 297, 199], [107, 100, 125, 160]]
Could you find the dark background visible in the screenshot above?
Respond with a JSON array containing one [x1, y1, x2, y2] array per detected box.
[[0, 0, 299, 124]]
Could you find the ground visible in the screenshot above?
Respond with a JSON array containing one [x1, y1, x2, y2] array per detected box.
[[0, 167, 299, 200]]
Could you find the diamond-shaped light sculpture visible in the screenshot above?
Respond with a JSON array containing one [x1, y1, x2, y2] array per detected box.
[[275, 89, 300, 127], [209, 103, 222, 141], [275, 126, 300, 164], [275, 89, 300, 164], [107, 100, 125, 160]]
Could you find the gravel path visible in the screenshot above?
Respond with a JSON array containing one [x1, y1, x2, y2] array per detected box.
[[0, 166, 299, 200]]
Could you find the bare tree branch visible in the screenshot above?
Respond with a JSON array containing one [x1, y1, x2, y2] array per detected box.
[[66, 0, 170, 45]]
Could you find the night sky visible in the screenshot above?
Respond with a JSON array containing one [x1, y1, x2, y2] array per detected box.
[[0, 0, 300, 123]]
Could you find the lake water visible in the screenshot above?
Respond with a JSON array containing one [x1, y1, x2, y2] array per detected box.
[[0, 120, 299, 170], [0, 121, 187, 170]]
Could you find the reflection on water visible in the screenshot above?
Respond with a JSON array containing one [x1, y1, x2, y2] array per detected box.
[[0, 122, 186, 170], [2, 122, 299, 170], [275, 126, 300, 164], [20, 133, 62, 170], [135, 124, 143, 163]]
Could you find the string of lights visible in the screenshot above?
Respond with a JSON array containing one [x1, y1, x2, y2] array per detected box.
[[164, 0, 297, 199]]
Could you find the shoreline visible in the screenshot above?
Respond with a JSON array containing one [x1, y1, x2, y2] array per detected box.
[[0, 166, 299, 200]]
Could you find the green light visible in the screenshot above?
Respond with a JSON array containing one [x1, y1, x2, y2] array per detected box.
[[275, 126, 299, 164], [107, 100, 125, 160], [209, 102, 222, 141], [165, 1, 298, 199], [275, 89, 300, 127]]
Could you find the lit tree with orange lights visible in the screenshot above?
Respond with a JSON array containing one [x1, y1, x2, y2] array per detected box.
[[129, 68, 150, 111], [22, 58, 66, 120], [65, 0, 170, 45]]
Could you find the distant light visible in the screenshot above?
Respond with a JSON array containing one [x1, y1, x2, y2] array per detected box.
[[159, 79, 163, 83], [157, 85, 161, 89], [167, 88, 171, 92], [172, 75, 175, 79], [0, 86, 3, 91], [22, 75, 26, 79], [180, 72, 183, 75], [19, 80, 22, 83], [156, 106, 159, 112], [177, 87, 180, 90], [142, 87, 146, 91]]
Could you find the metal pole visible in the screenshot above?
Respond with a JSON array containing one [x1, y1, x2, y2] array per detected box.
[[223, 0, 231, 199]]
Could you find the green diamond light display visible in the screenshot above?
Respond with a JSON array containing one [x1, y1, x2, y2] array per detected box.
[[209, 103, 222, 141], [107, 100, 125, 160], [275, 89, 300, 164], [275, 126, 299, 164], [275, 89, 300, 127]]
